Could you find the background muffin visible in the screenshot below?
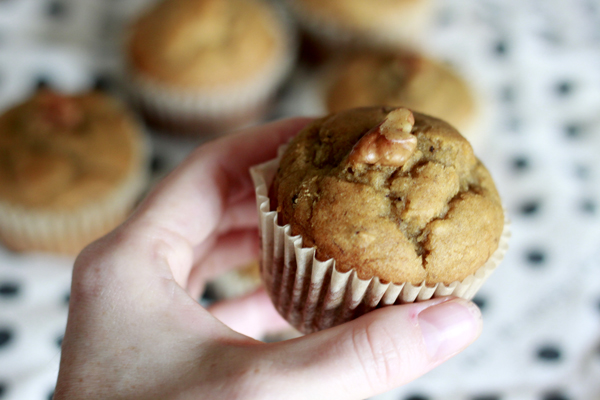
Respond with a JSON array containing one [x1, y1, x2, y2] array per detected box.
[[254, 106, 508, 332], [125, 0, 295, 135], [325, 51, 479, 140], [0, 89, 148, 254], [289, 0, 433, 58]]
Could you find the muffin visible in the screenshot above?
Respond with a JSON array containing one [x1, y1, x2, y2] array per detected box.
[[0, 89, 148, 254], [125, 0, 295, 135], [289, 0, 432, 56], [251, 107, 508, 333], [325, 52, 479, 140]]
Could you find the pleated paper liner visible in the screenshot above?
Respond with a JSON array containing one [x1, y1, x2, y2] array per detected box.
[[251, 156, 510, 334]]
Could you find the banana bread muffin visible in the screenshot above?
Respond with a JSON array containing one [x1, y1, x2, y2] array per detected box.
[[326, 52, 478, 140], [126, 0, 294, 135], [289, 0, 432, 52], [270, 107, 503, 285], [0, 89, 148, 254]]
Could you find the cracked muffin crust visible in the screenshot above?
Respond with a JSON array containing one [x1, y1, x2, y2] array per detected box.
[[270, 107, 503, 286]]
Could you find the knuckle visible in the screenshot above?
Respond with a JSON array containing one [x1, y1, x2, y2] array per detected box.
[[71, 226, 142, 300]]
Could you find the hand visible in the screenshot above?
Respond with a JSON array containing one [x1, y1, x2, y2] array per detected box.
[[54, 118, 483, 400]]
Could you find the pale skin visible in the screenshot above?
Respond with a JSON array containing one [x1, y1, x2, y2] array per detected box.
[[54, 118, 483, 400]]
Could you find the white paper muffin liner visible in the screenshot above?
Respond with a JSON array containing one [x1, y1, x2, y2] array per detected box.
[[124, 4, 297, 134], [0, 132, 149, 255], [288, 0, 433, 52], [251, 153, 510, 333]]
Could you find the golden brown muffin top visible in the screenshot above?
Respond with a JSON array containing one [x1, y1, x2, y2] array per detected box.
[[271, 107, 503, 286], [293, 0, 429, 29], [327, 52, 476, 134], [0, 90, 144, 210], [127, 0, 282, 88]]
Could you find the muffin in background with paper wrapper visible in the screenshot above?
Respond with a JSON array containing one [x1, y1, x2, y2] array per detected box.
[[325, 51, 481, 143], [0, 89, 148, 254], [251, 106, 509, 333], [125, 0, 295, 135]]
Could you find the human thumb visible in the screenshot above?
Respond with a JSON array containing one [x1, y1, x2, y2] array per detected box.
[[260, 297, 482, 400]]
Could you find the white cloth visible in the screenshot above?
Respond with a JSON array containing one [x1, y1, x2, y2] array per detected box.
[[0, 0, 598, 399]]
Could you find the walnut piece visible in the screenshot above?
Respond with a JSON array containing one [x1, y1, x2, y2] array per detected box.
[[349, 108, 417, 167], [35, 90, 84, 132]]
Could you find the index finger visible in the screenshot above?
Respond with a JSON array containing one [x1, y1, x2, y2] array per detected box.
[[119, 117, 312, 284]]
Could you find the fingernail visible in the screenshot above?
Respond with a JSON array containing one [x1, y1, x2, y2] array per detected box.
[[418, 298, 482, 360]]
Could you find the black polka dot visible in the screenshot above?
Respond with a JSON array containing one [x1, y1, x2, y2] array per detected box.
[[580, 199, 596, 215], [520, 200, 540, 216], [34, 76, 52, 90], [536, 345, 562, 361], [404, 395, 429, 400], [555, 81, 574, 96], [564, 123, 583, 138], [93, 74, 112, 92], [0, 329, 12, 347], [63, 292, 70, 305], [150, 155, 166, 174], [47, 389, 54, 400], [526, 249, 546, 266], [511, 156, 529, 172], [46, 1, 67, 18], [56, 334, 63, 349], [201, 284, 218, 305], [472, 395, 501, 400], [0, 382, 5, 397], [494, 40, 508, 56], [541, 390, 569, 400], [0, 282, 19, 297], [472, 296, 487, 311]]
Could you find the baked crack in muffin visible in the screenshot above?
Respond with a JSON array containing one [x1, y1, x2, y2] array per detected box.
[[271, 107, 503, 285]]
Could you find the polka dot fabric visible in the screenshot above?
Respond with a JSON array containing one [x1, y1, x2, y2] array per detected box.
[[0, 0, 598, 400]]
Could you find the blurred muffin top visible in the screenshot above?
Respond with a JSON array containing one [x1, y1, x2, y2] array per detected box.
[[327, 52, 476, 134], [291, 0, 431, 46], [271, 107, 503, 285], [127, 0, 285, 88], [0, 90, 144, 210]]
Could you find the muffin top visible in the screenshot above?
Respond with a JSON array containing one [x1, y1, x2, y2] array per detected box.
[[127, 0, 284, 88], [0, 90, 144, 210], [327, 52, 476, 134], [292, 0, 431, 45], [270, 107, 503, 285]]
